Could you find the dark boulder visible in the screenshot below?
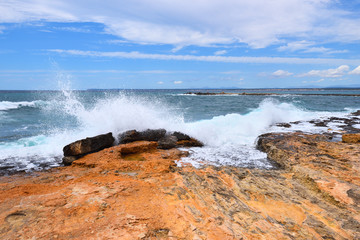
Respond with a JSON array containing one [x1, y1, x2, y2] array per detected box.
[[158, 135, 178, 149], [118, 130, 141, 144], [140, 129, 167, 141], [177, 138, 204, 147], [351, 110, 360, 116], [63, 132, 115, 157], [314, 121, 327, 127], [172, 131, 191, 141], [276, 123, 291, 128], [62, 156, 78, 166], [118, 129, 166, 143], [118, 129, 204, 148]]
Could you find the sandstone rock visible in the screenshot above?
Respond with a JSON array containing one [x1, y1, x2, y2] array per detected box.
[[1, 131, 360, 239], [120, 141, 158, 155], [63, 132, 114, 157], [158, 136, 178, 149], [118, 129, 166, 143], [342, 133, 360, 143]]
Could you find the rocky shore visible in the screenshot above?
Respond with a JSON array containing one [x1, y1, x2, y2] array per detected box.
[[185, 91, 360, 97], [1, 127, 360, 239]]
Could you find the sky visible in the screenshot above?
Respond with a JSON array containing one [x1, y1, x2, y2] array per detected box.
[[0, 0, 360, 90]]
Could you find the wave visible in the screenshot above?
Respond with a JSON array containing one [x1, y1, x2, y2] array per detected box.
[[0, 100, 47, 111], [0, 92, 353, 173]]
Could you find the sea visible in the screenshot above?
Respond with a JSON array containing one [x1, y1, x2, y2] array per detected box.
[[1, 88, 360, 175]]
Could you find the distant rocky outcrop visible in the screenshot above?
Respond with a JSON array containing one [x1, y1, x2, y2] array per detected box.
[[62, 132, 115, 165], [351, 110, 360, 116]]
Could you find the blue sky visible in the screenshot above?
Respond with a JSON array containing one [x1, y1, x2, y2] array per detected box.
[[0, 0, 360, 90]]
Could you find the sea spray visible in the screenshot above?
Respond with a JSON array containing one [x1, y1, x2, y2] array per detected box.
[[178, 98, 317, 168], [0, 90, 186, 173], [0, 89, 358, 173]]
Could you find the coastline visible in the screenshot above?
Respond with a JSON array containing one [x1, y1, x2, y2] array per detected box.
[[1, 128, 360, 239], [185, 91, 360, 97]]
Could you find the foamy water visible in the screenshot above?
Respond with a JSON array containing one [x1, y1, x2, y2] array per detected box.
[[0, 100, 46, 111], [0, 89, 359, 173]]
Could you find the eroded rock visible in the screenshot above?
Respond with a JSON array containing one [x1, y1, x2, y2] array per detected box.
[[157, 135, 178, 149], [351, 110, 360, 116], [118, 129, 166, 144], [63, 132, 115, 157], [172, 131, 191, 141], [118, 129, 203, 149], [3, 131, 359, 239], [342, 133, 360, 143]]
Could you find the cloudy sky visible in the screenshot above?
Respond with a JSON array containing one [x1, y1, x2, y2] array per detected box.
[[0, 0, 360, 89]]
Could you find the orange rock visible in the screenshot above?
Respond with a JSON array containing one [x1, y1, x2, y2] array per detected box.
[[342, 133, 360, 143], [1, 135, 360, 239]]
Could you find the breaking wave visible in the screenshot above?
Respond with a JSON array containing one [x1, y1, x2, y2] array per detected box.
[[0, 100, 47, 111], [0, 90, 354, 173]]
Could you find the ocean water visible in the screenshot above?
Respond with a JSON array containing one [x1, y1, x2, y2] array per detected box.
[[1, 88, 360, 174]]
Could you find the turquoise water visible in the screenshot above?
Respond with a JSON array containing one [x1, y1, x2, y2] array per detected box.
[[1, 89, 360, 174]]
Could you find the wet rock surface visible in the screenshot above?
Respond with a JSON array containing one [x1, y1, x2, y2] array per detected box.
[[118, 129, 167, 143], [1, 131, 360, 239], [118, 129, 204, 149], [274, 112, 360, 134], [62, 132, 115, 165], [342, 133, 360, 143]]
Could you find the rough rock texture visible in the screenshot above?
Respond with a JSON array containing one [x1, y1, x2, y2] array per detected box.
[[172, 131, 191, 141], [342, 133, 360, 143], [157, 135, 178, 149], [63, 132, 115, 157], [118, 129, 204, 149], [177, 138, 204, 147], [118, 129, 166, 144], [1, 132, 360, 239], [351, 110, 360, 116]]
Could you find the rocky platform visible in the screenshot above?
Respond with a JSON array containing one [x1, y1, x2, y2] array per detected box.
[[1, 132, 360, 239]]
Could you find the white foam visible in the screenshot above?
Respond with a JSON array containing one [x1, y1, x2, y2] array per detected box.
[[0, 91, 186, 172], [0, 100, 47, 111], [179, 99, 313, 146], [0, 93, 355, 172]]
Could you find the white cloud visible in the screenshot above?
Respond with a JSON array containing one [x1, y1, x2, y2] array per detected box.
[[171, 45, 184, 53], [1, 0, 360, 48], [271, 70, 293, 78], [298, 65, 350, 78], [302, 47, 348, 54], [157, 81, 164, 84], [53, 26, 91, 33], [302, 79, 325, 84], [349, 65, 360, 75], [278, 40, 348, 54], [214, 50, 227, 55], [278, 40, 313, 52], [49, 49, 360, 65], [173, 81, 182, 84]]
